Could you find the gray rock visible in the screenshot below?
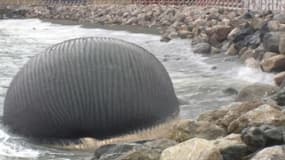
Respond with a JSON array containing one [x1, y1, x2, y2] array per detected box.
[[160, 34, 171, 42], [274, 13, 285, 24], [192, 42, 211, 54], [223, 87, 239, 95], [93, 139, 177, 160], [233, 27, 255, 48], [236, 83, 279, 102], [236, 31, 261, 50], [272, 86, 285, 105], [241, 125, 285, 150], [263, 32, 280, 53]]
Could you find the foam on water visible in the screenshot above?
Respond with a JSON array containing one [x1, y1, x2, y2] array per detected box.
[[0, 129, 40, 159], [235, 67, 274, 84]]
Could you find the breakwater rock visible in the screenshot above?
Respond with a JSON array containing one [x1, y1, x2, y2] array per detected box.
[[20, 4, 285, 85]]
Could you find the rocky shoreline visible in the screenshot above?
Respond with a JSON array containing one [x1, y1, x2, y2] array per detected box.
[[1, 4, 285, 160], [89, 83, 285, 160], [3, 4, 285, 85]]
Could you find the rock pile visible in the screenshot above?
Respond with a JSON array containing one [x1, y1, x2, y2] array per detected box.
[[91, 100, 285, 160], [16, 5, 285, 85]]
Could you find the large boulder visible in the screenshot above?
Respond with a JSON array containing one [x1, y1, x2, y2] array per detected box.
[[250, 145, 285, 160], [167, 119, 226, 143], [228, 104, 285, 133], [236, 83, 279, 102], [213, 134, 250, 160], [160, 138, 223, 160], [262, 32, 280, 53], [192, 42, 211, 54], [261, 54, 285, 72], [241, 125, 285, 149]]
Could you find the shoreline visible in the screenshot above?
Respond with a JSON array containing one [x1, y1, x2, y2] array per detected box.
[[3, 4, 285, 87], [42, 18, 161, 35]]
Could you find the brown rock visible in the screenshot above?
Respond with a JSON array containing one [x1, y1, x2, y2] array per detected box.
[[262, 52, 278, 60], [197, 106, 230, 124], [261, 54, 285, 72], [211, 25, 232, 42], [160, 138, 223, 160], [228, 104, 285, 133], [218, 101, 263, 128], [245, 57, 260, 69], [274, 71, 285, 86], [167, 119, 226, 143], [225, 44, 238, 55], [197, 101, 264, 129]]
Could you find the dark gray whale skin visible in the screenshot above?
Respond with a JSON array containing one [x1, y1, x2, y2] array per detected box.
[[3, 37, 179, 140]]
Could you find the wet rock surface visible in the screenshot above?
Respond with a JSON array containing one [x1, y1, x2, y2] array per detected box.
[[92, 139, 177, 160]]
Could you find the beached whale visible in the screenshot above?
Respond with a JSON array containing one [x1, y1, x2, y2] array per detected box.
[[3, 37, 179, 140]]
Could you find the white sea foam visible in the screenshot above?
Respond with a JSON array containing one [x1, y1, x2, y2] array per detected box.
[[0, 129, 40, 159], [234, 67, 274, 84]]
